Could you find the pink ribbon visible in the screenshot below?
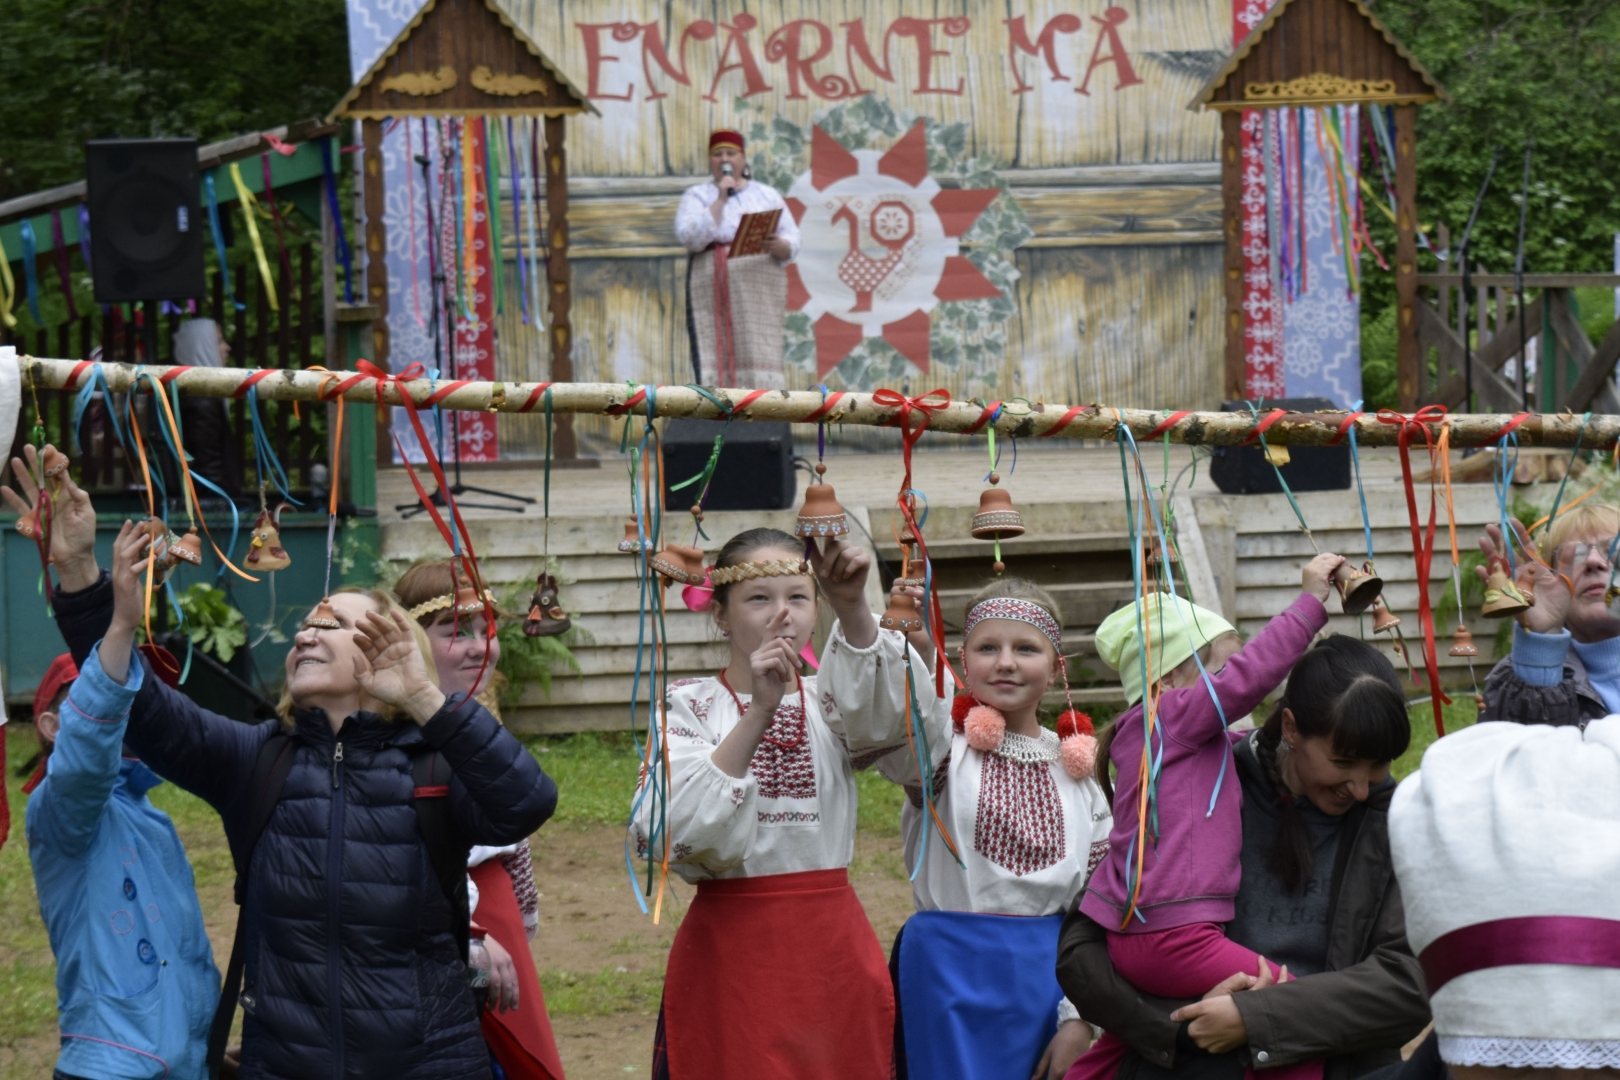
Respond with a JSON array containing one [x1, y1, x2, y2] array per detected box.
[[1420, 916, 1620, 994]]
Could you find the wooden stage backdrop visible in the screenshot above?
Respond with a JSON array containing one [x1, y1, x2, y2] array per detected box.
[[483, 0, 1231, 454]]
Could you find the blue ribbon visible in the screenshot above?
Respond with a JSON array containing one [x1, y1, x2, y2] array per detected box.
[[318, 139, 354, 304], [246, 386, 300, 505], [204, 175, 245, 311], [19, 219, 41, 323]]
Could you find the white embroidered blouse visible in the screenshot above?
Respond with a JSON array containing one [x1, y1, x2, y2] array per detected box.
[[674, 180, 802, 260], [629, 622, 918, 882]]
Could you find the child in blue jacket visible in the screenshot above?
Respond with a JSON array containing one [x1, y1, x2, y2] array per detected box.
[[27, 521, 219, 1080]]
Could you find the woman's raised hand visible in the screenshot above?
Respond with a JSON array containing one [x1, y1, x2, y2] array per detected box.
[[352, 607, 446, 724], [1478, 521, 1567, 634], [0, 444, 98, 589], [108, 520, 152, 634]]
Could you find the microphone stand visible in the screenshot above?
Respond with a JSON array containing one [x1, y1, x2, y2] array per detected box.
[[1456, 146, 1501, 414], [399, 141, 533, 517], [1513, 139, 1534, 412]]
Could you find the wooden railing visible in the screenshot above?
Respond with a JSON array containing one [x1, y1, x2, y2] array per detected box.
[[3, 245, 330, 501]]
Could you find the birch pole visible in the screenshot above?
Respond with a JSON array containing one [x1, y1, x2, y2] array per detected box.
[[15, 354, 1618, 449]]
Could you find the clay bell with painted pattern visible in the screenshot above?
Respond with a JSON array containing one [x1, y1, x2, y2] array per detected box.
[[796, 479, 849, 540], [971, 475, 1024, 541], [649, 544, 706, 586]]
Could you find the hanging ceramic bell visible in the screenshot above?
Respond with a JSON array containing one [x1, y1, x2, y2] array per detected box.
[[617, 517, 649, 554], [1333, 562, 1384, 616], [13, 506, 42, 540], [523, 572, 572, 638], [305, 596, 342, 629], [1449, 625, 1479, 658], [1371, 596, 1401, 634], [169, 528, 204, 567], [796, 482, 849, 540], [879, 588, 924, 632], [1481, 559, 1531, 618], [972, 475, 1025, 541], [246, 506, 291, 572], [649, 543, 706, 586], [1144, 533, 1179, 566]]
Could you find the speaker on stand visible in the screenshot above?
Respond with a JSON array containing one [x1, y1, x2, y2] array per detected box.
[[85, 138, 206, 306]]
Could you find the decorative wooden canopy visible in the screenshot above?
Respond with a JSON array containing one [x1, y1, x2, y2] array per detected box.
[[1193, 0, 1446, 111], [331, 0, 594, 120]]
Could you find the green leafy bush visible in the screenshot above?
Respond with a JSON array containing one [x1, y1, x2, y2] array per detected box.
[[174, 583, 248, 662]]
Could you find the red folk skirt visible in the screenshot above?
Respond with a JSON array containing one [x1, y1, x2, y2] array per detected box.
[[470, 859, 567, 1080], [660, 868, 894, 1080]]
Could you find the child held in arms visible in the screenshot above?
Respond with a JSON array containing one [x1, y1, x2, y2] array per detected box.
[[1066, 553, 1343, 1080], [27, 520, 219, 1080], [868, 576, 1115, 1080]]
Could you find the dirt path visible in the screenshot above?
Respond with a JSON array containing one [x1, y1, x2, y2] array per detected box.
[[529, 823, 916, 1080]]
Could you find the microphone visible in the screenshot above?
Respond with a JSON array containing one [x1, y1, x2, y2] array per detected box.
[[721, 162, 735, 198]]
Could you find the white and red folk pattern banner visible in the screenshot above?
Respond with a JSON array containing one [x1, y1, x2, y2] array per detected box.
[[1235, 0, 1284, 400]]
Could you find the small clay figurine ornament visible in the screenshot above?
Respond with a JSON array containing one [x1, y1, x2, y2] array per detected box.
[[14, 505, 42, 540], [1449, 625, 1479, 658], [1481, 556, 1532, 618], [246, 505, 291, 572], [1143, 533, 1179, 567], [649, 543, 706, 586], [1333, 561, 1384, 616], [169, 528, 204, 567], [40, 445, 68, 497], [796, 465, 850, 540], [305, 596, 342, 630], [1371, 595, 1401, 634], [523, 571, 572, 637], [972, 472, 1024, 573], [618, 517, 649, 554]]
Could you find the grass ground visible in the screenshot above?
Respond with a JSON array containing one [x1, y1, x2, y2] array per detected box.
[[0, 698, 1469, 1079]]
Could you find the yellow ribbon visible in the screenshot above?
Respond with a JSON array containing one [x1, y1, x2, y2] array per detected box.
[[0, 231, 18, 328], [461, 123, 478, 319], [229, 163, 279, 311]]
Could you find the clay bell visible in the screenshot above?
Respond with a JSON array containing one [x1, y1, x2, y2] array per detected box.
[[1144, 534, 1179, 566], [1370, 596, 1401, 635], [796, 483, 849, 540], [1481, 561, 1531, 618], [879, 589, 924, 633], [13, 506, 42, 540], [617, 517, 649, 554], [41, 446, 69, 496], [169, 528, 204, 567], [246, 506, 291, 572], [1449, 625, 1479, 658], [523, 572, 572, 638], [971, 479, 1025, 541], [649, 544, 706, 586], [305, 596, 342, 629], [1333, 562, 1384, 616]]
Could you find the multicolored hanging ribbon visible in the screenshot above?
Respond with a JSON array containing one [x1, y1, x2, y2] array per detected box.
[[484, 118, 505, 318], [204, 175, 245, 311], [509, 117, 527, 325], [228, 162, 278, 311], [0, 229, 17, 329], [318, 139, 354, 304], [260, 152, 295, 290], [18, 219, 42, 324], [51, 210, 78, 322]]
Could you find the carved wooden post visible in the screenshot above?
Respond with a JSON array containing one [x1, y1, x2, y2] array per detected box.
[[1221, 110, 1245, 403], [1395, 104, 1420, 411], [362, 118, 391, 467], [544, 114, 576, 459]]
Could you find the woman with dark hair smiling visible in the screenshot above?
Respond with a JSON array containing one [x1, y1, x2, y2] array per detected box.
[[1058, 635, 1429, 1080]]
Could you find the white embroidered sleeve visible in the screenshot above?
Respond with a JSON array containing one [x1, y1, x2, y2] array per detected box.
[[631, 693, 758, 873], [817, 620, 949, 775], [675, 186, 720, 252]]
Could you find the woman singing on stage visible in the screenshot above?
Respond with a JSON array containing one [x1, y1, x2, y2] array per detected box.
[[675, 129, 800, 389]]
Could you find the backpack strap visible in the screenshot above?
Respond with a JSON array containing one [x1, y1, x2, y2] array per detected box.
[[412, 749, 472, 963], [208, 732, 298, 1075]]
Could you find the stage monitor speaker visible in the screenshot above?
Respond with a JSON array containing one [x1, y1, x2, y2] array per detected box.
[[1208, 397, 1351, 495], [663, 419, 796, 512], [85, 138, 205, 303]]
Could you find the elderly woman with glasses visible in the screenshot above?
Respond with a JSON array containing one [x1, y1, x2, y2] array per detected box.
[[1477, 503, 1620, 728]]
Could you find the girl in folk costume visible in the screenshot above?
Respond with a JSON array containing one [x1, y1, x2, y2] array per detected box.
[[872, 577, 1116, 1080], [1065, 554, 1347, 1080], [396, 561, 566, 1080], [631, 527, 922, 1080], [675, 129, 800, 389]]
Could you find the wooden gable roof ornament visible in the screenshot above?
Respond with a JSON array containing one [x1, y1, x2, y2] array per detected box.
[[1191, 0, 1447, 111], [331, 0, 596, 119]]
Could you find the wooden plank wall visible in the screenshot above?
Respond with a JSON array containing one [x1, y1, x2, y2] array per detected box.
[[475, 0, 1233, 458]]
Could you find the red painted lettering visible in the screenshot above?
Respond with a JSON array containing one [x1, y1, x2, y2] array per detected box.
[[1077, 7, 1143, 95], [636, 20, 718, 101], [766, 20, 855, 100], [888, 17, 972, 96], [578, 22, 634, 100], [1003, 14, 1083, 93], [841, 18, 895, 96], [704, 14, 774, 103]]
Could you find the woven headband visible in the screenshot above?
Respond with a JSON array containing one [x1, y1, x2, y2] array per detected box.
[[408, 588, 496, 622], [707, 559, 812, 586], [962, 597, 1062, 652]]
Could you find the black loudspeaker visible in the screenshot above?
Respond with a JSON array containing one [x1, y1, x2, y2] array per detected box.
[[1208, 397, 1351, 495], [85, 138, 206, 303], [663, 419, 796, 512]]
